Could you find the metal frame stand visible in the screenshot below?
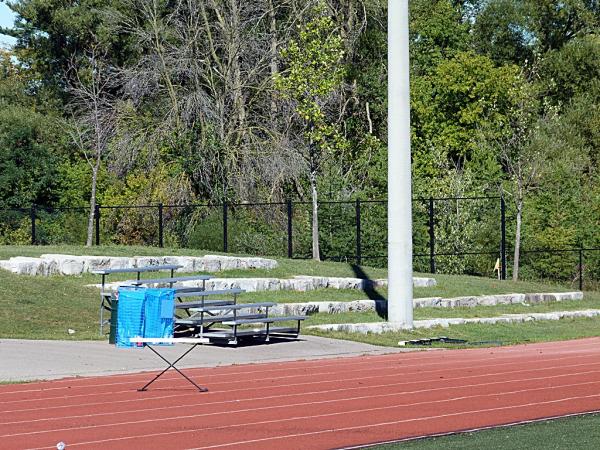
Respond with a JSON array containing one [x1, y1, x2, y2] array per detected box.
[[138, 345, 208, 392]]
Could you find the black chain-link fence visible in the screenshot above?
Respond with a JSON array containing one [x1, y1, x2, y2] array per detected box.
[[0, 197, 596, 288]]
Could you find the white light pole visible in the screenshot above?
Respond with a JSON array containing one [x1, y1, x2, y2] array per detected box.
[[387, 0, 413, 326]]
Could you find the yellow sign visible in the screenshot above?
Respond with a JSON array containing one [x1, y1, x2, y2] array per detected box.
[[494, 258, 501, 279]]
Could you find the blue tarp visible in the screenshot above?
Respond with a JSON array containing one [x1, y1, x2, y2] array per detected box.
[[116, 287, 175, 348]]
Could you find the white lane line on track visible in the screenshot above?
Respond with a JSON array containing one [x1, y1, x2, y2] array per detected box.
[[22, 390, 600, 449], [6, 375, 600, 439], [3, 357, 600, 417], [3, 338, 599, 395], [3, 346, 600, 406], [2, 366, 600, 428]]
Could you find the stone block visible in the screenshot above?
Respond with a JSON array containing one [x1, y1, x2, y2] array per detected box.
[[40, 254, 87, 276], [413, 297, 442, 308], [2, 257, 46, 275], [413, 277, 437, 287], [160, 256, 197, 273], [132, 256, 167, 268], [524, 292, 583, 303], [83, 256, 113, 272], [197, 256, 222, 272]]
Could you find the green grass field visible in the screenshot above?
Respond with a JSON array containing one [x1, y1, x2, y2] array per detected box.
[[0, 245, 598, 345], [371, 413, 600, 449]]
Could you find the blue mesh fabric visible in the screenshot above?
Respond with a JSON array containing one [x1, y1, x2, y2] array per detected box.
[[116, 288, 146, 348], [115, 287, 175, 348], [143, 288, 175, 344]]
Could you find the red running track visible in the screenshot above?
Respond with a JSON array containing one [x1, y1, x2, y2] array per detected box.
[[1, 337, 600, 450]]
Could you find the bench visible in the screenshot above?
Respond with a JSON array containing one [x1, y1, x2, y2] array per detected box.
[[175, 301, 274, 312], [174, 301, 274, 335], [93, 264, 183, 335], [172, 288, 245, 319], [222, 315, 307, 344], [192, 319, 306, 345], [126, 275, 213, 288], [174, 288, 245, 297], [174, 297, 306, 345]]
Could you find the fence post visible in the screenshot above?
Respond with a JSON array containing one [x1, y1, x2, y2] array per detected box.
[[158, 203, 164, 248], [579, 248, 584, 291], [94, 204, 101, 246], [223, 200, 228, 253], [287, 199, 293, 258], [428, 197, 435, 274], [500, 196, 507, 280], [355, 199, 362, 266], [30, 204, 36, 245]]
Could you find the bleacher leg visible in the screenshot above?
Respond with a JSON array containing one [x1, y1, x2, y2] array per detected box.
[[99, 301, 103, 335]]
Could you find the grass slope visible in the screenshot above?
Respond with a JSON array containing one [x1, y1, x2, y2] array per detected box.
[[0, 245, 597, 343]]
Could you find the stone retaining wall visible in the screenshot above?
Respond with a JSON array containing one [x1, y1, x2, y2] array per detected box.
[[242, 291, 582, 316], [245, 300, 387, 316], [414, 291, 583, 308], [309, 309, 600, 332], [0, 254, 278, 276], [99, 275, 436, 292]]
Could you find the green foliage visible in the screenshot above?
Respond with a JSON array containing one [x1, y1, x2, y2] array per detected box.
[[0, 216, 31, 245], [54, 159, 104, 207], [410, 0, 470, 74], [473, 0, 599, 63], [0, 105, 60, 208], [5, 0, 132, 94], [472, 0, 534, 65], [539, 35, 600, 107], [274, 6, 347, 154], [526, 0, 599, 52], [412, 51, 522, 172], [0, 50, 66, 210], [98, 165, 192, 245]]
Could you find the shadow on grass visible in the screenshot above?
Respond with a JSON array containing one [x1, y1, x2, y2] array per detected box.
[[351, 264, 387, 319]]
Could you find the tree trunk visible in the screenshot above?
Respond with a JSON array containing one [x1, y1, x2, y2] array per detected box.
[[512, 200, 523, 281], [86, 160, 100, 247], [268, 0, 279, 118], [309, 168, 320, 261], [228, 0, 246, 141]]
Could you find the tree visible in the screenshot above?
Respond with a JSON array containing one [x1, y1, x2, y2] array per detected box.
[[472, 0, 534, 65], [472, 0, 599, 65], [107, 0, 313, 202], [411, 51, 522, 183], [275, 6, 347, 260], [0, 49, 60, 209], [0, 108, 59, 209], [481, 76, 545, 281], [66, 45, 116, 247], [527, 0, 599, 53], [3, 0, 132, 95], [539, 35, 600, 107], [410, 0, 470, 74]]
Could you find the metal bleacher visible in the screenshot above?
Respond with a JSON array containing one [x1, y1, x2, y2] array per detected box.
[[172, 288, 307, 345]]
